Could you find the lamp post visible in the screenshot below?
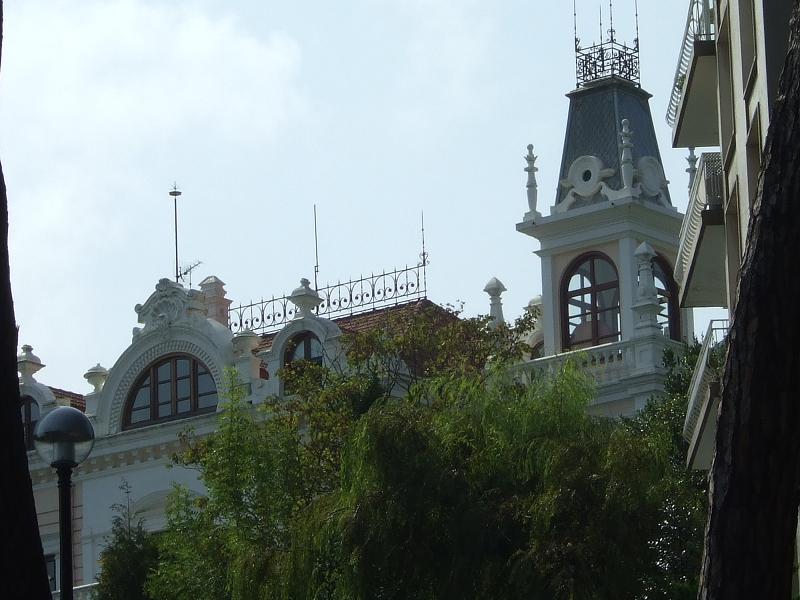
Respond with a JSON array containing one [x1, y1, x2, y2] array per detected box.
[[34, 406, 95, 600]]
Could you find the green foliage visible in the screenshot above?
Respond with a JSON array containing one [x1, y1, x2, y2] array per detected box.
[[96, 481, 159, 600], [144, 307, 706, 599]]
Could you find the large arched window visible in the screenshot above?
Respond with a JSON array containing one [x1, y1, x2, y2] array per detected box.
[[20, 395, 39, 450], [653, 256, 681, 341], [123, 355, 218, 429], [283, 332, 323, 367], [561, 252, 621, 350]]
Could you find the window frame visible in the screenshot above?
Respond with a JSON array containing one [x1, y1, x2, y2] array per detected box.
[[283, 331, 324, 367], [560, 252, 621, 351], [652, 255, 681, 341], [122, 354, 218, 430]]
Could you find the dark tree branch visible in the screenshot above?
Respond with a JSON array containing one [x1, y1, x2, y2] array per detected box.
[[0, 2, 53, 596]]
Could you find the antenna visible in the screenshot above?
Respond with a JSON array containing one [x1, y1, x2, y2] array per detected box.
[[313, 204, 320, 290], [419, 211, 428, 295], [168, 183, 182, 283], [634, 0, 640, 48], [609, 0, 615, 43], [599, 5, 603, 44], [181, 260, 203, 289], [573, 0, 579, 50]]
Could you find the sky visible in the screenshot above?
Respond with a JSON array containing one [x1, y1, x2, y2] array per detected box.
[[0, 0, 720, 393]]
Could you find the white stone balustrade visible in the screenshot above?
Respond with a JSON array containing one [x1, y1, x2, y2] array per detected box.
[[512, 335, 684, 413]]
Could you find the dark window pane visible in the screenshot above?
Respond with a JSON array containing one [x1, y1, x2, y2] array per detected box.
[[133, 386, 150, 409], [176, 358, 190, 377], [594, 258, 617, 285], [597, 288, 619, 311], [177, 398, 191, 413], [198, 392, 218, 410], [158, 362, 171, 382], [197, 372, 215, 395], [158, 401, 172, 418], [131, 407, 150, 423], [177, 379, 190, 401], [309, 337, 323, 360], [158, 382, 171, 403], [597, 309, 621, 338]]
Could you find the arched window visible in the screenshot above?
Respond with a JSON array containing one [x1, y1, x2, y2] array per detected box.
[[123, 355, 218, 429], [530, 341, 545, 360], [561, 252, 621, 350], [283, 332, 323, 367], [653, 256, 681, 341], [20, 395, 39, 451]]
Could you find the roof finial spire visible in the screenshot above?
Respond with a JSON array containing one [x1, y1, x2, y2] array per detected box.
[[573, 0, 579, 51], [609, 0, 616, 43]]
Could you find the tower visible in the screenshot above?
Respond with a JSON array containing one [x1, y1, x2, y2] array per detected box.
[[516, 10, 692, 414]]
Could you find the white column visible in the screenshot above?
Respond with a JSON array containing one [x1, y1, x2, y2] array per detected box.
[[540, 255, 558, 355], [617, 237, 638, 340]]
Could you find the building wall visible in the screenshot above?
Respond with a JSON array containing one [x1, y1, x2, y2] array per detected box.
[[716, 0, 792, 312]]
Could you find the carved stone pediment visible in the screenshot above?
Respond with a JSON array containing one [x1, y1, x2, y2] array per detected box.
[[556, 155, 615, 212], [133, 279, 208, 338]]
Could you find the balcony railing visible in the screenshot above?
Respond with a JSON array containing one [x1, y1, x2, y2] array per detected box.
[[666, 0, 717, 126], [513, 335, 683, 389], [675, 152, 724, 287], [683, 319, 729, 442]]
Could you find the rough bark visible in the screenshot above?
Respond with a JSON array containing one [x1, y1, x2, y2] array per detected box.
[[0, 3, 53, 597], [699, 2, 800, 598]]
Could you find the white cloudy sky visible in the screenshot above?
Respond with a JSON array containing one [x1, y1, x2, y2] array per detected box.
[[1, 0, 717, 392]]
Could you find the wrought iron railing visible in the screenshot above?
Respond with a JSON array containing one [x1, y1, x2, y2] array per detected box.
[[229, 263, 428, 335], [576, 39, 640, 87], [683, 319, 729, 441], [675, 152, 723, 287], [666, 0, 716, 126]]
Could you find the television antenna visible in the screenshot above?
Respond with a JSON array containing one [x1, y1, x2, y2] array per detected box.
[[181, 260, 203, 288]]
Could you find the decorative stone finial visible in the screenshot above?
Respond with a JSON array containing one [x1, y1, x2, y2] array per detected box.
[[483, 277, 507, 329], [686, 147, 698, 190], [619, 119, 636, 194], [18, 344, 44, 382], [523, 145, 542, 221], [84, 364, 109, 394], [289, 278, 323, 318], [633, 242, 663, 336]]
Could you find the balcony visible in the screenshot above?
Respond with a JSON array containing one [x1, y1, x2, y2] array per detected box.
[[674, 152, 726, 307], [683, 319, 729, 469], [667, 0, 719, 148], [514, 335, 684, 416]]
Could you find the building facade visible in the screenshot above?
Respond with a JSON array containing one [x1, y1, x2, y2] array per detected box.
[[668, 0, 793, 469], [21, 20, 698, 596]]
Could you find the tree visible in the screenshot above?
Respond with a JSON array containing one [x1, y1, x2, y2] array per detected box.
[[142, 300, 706, 599], [96, 481, 160, 600], [287, 358, 706, 600], [0, 3, 52, 597], [699, 3, 800, 598]]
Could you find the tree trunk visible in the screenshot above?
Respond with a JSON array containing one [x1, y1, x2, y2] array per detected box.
[[0, 3, 53, 597], [699, 2, 800, 598]]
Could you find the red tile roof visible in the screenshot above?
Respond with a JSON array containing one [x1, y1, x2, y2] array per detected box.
[[48, 386, 86, 412]]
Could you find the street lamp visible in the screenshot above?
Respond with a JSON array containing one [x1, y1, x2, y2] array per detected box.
[[34, 406, 95, 600]]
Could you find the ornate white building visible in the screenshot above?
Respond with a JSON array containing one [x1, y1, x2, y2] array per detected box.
[[21, 20, 696, 597], [511, 26, 692, 416]]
